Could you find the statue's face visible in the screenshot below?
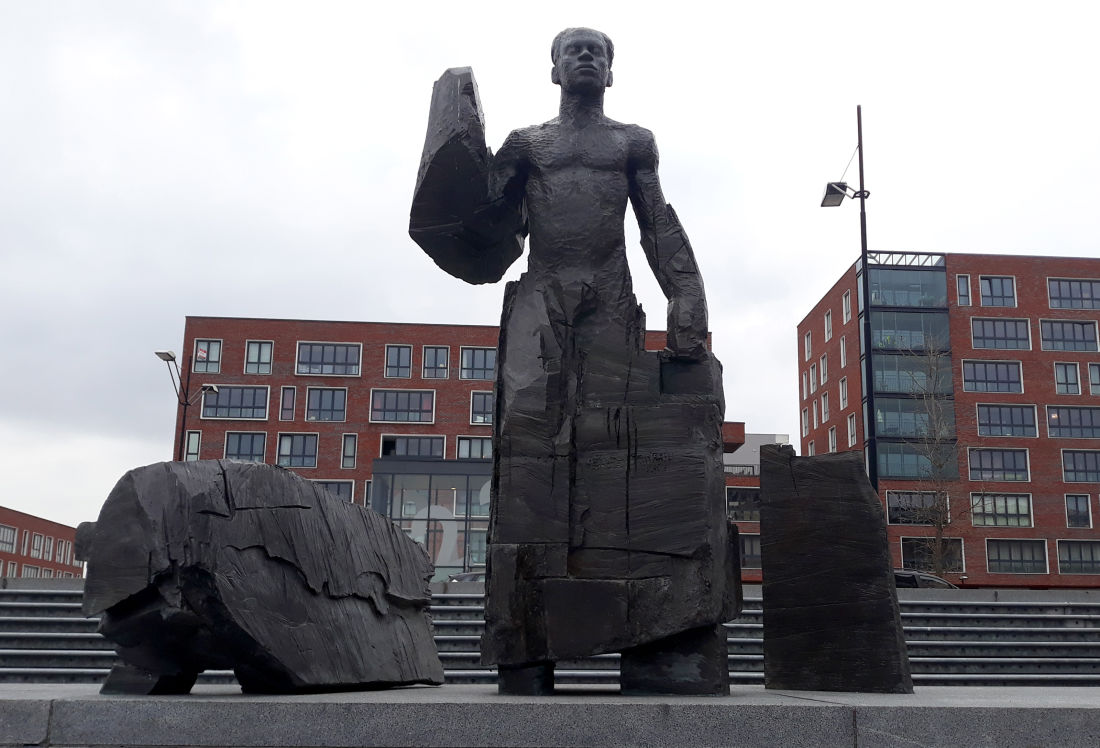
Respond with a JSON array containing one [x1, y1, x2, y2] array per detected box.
[[553, 30, 612, 93]]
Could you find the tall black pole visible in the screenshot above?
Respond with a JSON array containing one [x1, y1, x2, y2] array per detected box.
[[177, 356, 192, 462], [857, 105, 878, 489]]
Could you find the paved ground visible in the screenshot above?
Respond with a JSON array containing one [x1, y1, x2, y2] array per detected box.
[[3, 683, 1099, 747]]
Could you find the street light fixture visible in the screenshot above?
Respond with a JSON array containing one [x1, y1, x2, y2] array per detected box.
[[155, 349, 215, 461], [820, 104, 878, 490]]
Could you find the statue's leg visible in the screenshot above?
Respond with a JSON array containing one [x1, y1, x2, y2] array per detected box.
[[619, 624, 730, 696], [100, 664, 199, 695], [497, 661, 555, 695]]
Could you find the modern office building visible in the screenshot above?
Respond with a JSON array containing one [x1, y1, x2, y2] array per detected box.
[[0, 506, 83, 579], [799, 252, 1100, 587], [170, 317, 757, 582]]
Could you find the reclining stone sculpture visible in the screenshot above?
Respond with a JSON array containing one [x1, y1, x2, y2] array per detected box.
[[77, 460, 444, 694], [410, 27, 740, 695]]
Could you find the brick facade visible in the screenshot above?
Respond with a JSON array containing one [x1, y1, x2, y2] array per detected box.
[[798, 253, 1100, 588], [0, 506, 82, 579]]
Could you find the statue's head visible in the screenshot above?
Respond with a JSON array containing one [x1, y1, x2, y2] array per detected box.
[[551, 27, 614, 93]]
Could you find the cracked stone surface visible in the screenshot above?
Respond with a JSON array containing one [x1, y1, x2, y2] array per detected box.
[[78, 460, 444, 694]]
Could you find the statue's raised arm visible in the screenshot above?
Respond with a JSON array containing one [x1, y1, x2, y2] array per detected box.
[[408, 68, 527, 284]]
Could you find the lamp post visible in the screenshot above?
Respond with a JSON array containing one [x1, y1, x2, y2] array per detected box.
[[155, 350, 218, 461], [820, 104, 877, 489]]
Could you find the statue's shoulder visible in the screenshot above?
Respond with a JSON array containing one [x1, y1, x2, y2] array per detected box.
[[499, 121, 556, 153], [619, 123, 658, 165]]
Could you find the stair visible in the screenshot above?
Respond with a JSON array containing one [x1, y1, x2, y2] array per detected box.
[[3, 586, 1100, 687]]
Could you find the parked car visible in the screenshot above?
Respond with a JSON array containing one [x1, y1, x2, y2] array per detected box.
[[447, 571, 486, 582], [893, 569, 958, 589]]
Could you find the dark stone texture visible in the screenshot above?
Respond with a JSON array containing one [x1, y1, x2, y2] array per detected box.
[[620, 624, 730, 695], [758, 445, 913, 694], [79, 460, 444, 694], [409, 29, 739, 694]]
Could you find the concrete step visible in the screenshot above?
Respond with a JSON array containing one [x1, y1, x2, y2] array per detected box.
[[0, 589, 84, 604], [0, 601, 84, 617], [900, 612, 1100, 628], [0, 632, 106, 650], [0, 616, 98, 633]]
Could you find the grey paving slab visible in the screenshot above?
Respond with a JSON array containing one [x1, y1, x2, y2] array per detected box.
[[0, 695, 49, 745]]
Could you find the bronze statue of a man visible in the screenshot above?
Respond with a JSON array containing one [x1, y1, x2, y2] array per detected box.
[[411, 27, 739, 695]]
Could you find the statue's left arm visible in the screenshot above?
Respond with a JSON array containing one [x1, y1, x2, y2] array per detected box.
[[628, 128, 709, 360]]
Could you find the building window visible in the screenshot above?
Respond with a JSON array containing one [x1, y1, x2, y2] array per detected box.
[[423, 346, 449, 379], [245, 341, 273, 374], [976, 404, 1036, 437], [342, 434, 357, 469], [801, 409, 809, 438], [979, 276, 1016, 307], [726, 487, 760, 522], [296, 342, 361, 376], [1064, 450, 1100, 482], [385, 345, 412, 378], [901, 537, 964, 573], [1066, 495, 1091, 528], [43, 537, 54, 561], [871, 310, 949, 350], [972, 319, 1030, 350], [201, 386, 269, 420], [381, 435, 444, 457], [1048, 406, 1100, 438], [839, 336, 847, 368], [824, 310, 832, 342], [956, 275, 971, 306], [22, 565, 39, 578], [809, 364, 817, 394], [842, 291, 852, 323], [6, 561, 15, 576], [847, 413, 857, 447], [30, 533, 43, 559], [875, 397, 953, 438], [801, 371, 807, 400], [972, 493, 1032, 527], [962, 360, 1023, 393], [471, 392, 494, 425], [184, 431, 201, 461], [819, 354, 828, 384], [224, 432, 266, 462], [869, 267, 947, 307], [1048, 278, 1100, 309], [0, 525, 15, 554], [839, 377, 848, 409], [821, 392, 830, 422], [306, 388, 347, 422], [812, 401, 818, 429], [277, 434, 318, 468], [987, 539, 1047, 574], [874, 353, 951, 394], [969, 448, 1029, 481], [460, 347, 496, 380], [807, 440, 815, 456], [739, 534, 762, 569], [1058, 541, 1100, 574], [827, 426, 837, 453], [370, 390, 435, 423], [458, 436, 492, 459], [1053, 362, 1081, 395], [193, 339, 221, 373], [887, 491, 939, 526], [1090, 363, 1100, 395], [804, 331, 812, 361], [313, 480, 353, 501], [280, 387, 296, 420], [1040, 320, 1099, 352]]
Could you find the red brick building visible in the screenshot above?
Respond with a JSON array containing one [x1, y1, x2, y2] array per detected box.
[[0, 506, 83, 579], [798, 252, 1100, 587], [173, 317, 756, 582]]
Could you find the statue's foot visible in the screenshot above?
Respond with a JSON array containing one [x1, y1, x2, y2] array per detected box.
[[100, 664, 198, 695], [497, 660, 555, 695], [620, 624, 729, 695]]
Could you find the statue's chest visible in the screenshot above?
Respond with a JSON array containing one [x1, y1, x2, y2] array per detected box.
[[527, 127, 630, 174]]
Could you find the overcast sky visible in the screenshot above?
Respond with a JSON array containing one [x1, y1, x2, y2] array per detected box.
[[2, 1, 1098, 528]]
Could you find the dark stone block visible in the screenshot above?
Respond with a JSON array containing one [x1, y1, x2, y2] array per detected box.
[[759, 445, 913, 694], [620, 624, 730, 695], [79, 460, 444, 694], [99, 665, 197, 695]]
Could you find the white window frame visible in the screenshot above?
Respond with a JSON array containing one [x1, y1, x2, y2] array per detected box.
[[1065, 494, 1093, 529], [978, 274, 1018, 308], [985, 537, 1049, 575], [244, 340, 274, 375], [305, 386, 349, 423], [310, 479, 355, 502], [279, 386, 296, 421], [842, 290, 852, 323], [956, 274, 971, 306], [824, 310, 833, 342], [968, 447, 1031, 482], [840, 336, 847, 368], [1056, 539, 1100, 575], [839, 377, 848, 409], [1046, 277, 1100, 310], [1039, 319, 1100, 352], [801, 408, 809, 438], [276, 432, 320, 469], [422, 345, 451, 379], [470, 390, 494, 425], [368, 388, 437, 425], [199, 385, 271, 421], [801, 372, 807, 400], [804, 331, 812, 361], [828, 426, 837, 453], [192, 338, 223, 373], [970, 317, 1031, 350], [809, 364, 818, 394], [457, 435, 493, 460], [379, 433, 446, 458], [222, 432, 267, 462], [1063, 448, 1100, 483], [294, 341, 363, 378], [961, 359, 1025, 394], [1090, 363, 1100, 396], [184, 431, 201, 462], [819, 354, 828, 384], [847, 413, 857, 447], [30, 533, 43, 559], [974, 403, 1038, 439], [1054, 362, 1082, 395], [459, 346, 498, 381], [821, 392, 830, 422], [384, 343, 414, 379], [900, 536, 966, 573], [808, 440, 815, 456], [970, 492, 1034, 528], [0, 524, 16, 554], [341, 433, 357, 469]]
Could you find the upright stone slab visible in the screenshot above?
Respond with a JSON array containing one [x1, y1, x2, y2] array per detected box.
[[78, 460, 444, 694], [758, 444, 912, 693]]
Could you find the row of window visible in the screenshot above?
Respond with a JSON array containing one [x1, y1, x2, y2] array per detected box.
[[193, 340, 498, 380], [0, 526, 80, 567], [5, 561, 77, 579], [200, 386, 494, 425], [802, 413, 860, 456], [970, 318, 1099, 351], [876, 445, 1100, 482], [184, 431, 494, 467], [801, 337, 850, 400], [956, 276, 1100, 311], [806, 291, 853, 361], [887, 490, 1097, 529], [734, 532, 1100, 576]]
